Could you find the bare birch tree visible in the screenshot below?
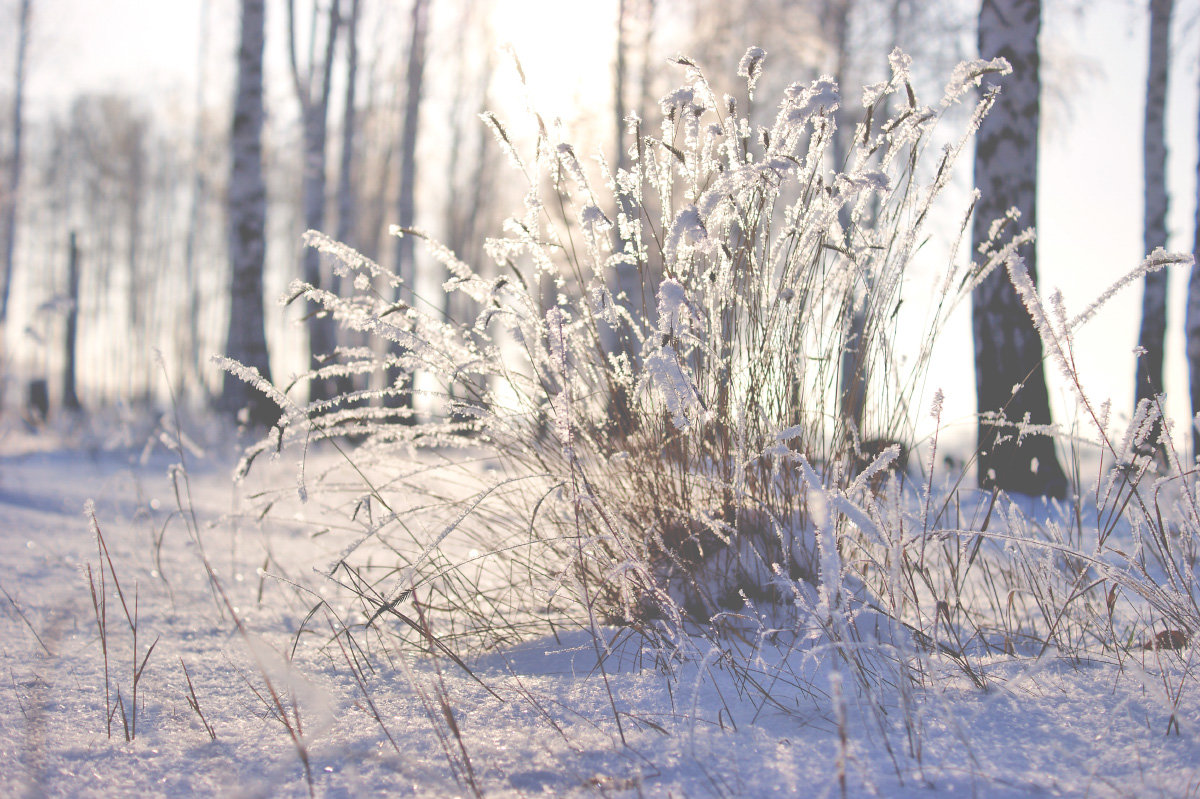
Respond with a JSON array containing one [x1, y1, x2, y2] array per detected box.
[[1134, 0, 1173, 454], [181, 0, 212, 402], [389, 0, 429, 415], [606, 0, 641, 432], [2, 0, 31, 334], [220, 0, 277, 426], [62, 230, 79, 411], [820, 0, 872, 443], [971, 0, 1066, 498], [288, 0, 341, 402], [335, 0, 359, 250], [439, 0, 493, 421], [332, 0, 361, 399], [1186, 55, 1200, 458]]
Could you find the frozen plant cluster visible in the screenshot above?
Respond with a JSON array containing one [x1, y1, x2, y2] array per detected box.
[[227, 52, 1200, 794], [252, 47, 1016, 640]]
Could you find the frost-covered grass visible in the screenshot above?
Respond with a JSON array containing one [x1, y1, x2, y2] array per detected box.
[[2, 424, 1200, 797], [2, 49, 1200, 797], [241, 47, 1014, 636]]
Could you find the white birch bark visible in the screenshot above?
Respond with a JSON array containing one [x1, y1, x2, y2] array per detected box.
[[439, 0, 491, 418], [971, 0, 1066, 497], [63, 230, 79, 412], [181, 0, 211, 401], [220, 0, 277, 426], [1134, 0, 1173, 445], [1, 0, 31, 332], [332, 0, 361, 399], [1186, 59, 1200, 458], [606, 0, 641, 432], [287, 0, 341, 403], [388, 0, 429, 414], [335, 0, 359, 249]]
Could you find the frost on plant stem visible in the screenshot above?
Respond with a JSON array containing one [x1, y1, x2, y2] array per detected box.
[[1068, 248, 1193, 331]]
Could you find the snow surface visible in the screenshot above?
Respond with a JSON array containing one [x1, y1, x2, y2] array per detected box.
[[1, 426, 1198, 798]]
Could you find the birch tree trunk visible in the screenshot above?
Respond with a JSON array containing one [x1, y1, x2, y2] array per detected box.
[[607, 0, 640, 434], [822, 0, 871, 445], [1186, 58, 1200, 459], [335, 0, 359, 249], [62, 230, 80, 412], [1134, 0, 1173, 453], [635, 0, 656, 126], [288, 0, 341, 403], [388, 0, 429, 416], [971, 0, 1066, 498], [220, 0, 277, 427], [334, 0, 360, 399], [440, 0, 490, 420], [1, 0, 31, 386], [181, 0, 211, 403], [124, 121, 146, 403]]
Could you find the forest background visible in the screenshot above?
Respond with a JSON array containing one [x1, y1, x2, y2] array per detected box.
[[0, 0, 1198, 470]]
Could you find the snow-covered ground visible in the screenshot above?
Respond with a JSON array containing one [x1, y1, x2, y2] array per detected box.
[[1, 423, 1199, 798]]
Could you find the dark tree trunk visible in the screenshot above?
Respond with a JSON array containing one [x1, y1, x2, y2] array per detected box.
[[335, 0, 360, 249], [333, 0, 362, 399], [606, 0, 639, 434], [1, 0, 30, 327], [388, 0, 429, 416], [393, 0, 428, 319], [440, 0, 490, 421], [288, 0, 342, 404], [971, 0, 1066, 498], [124, 121, 146, 403], [1186, 60, 1200, 459], [220, 0, 278, 428], [181, 0, 212, 403], [62, 231, 80, 412], [823, 0, 871, 443], [1134, 0, 1173, 453]]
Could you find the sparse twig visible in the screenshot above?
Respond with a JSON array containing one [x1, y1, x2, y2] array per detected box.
[[180, 658, 216, 741]]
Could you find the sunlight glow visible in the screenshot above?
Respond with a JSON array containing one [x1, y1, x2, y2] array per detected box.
[[489, 0, 617, 124]]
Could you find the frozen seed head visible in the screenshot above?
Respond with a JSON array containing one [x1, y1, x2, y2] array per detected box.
[[660, 86, 696, 118], [738, 46, 766, 99], [579, 204, 612, 234], [666, 205, 707, 254], [861, 80, 889, 108], [656, 278, 694, 339], [941, 56, 1011, 108], [785, 78, 840, 122], [888, 47, 913, 84]]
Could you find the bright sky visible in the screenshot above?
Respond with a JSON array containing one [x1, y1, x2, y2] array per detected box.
[[24, 0, 213, 104], [9, 0, 1200, 454]]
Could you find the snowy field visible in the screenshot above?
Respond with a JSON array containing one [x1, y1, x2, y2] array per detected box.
[[1, 420, 1198, 799]]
